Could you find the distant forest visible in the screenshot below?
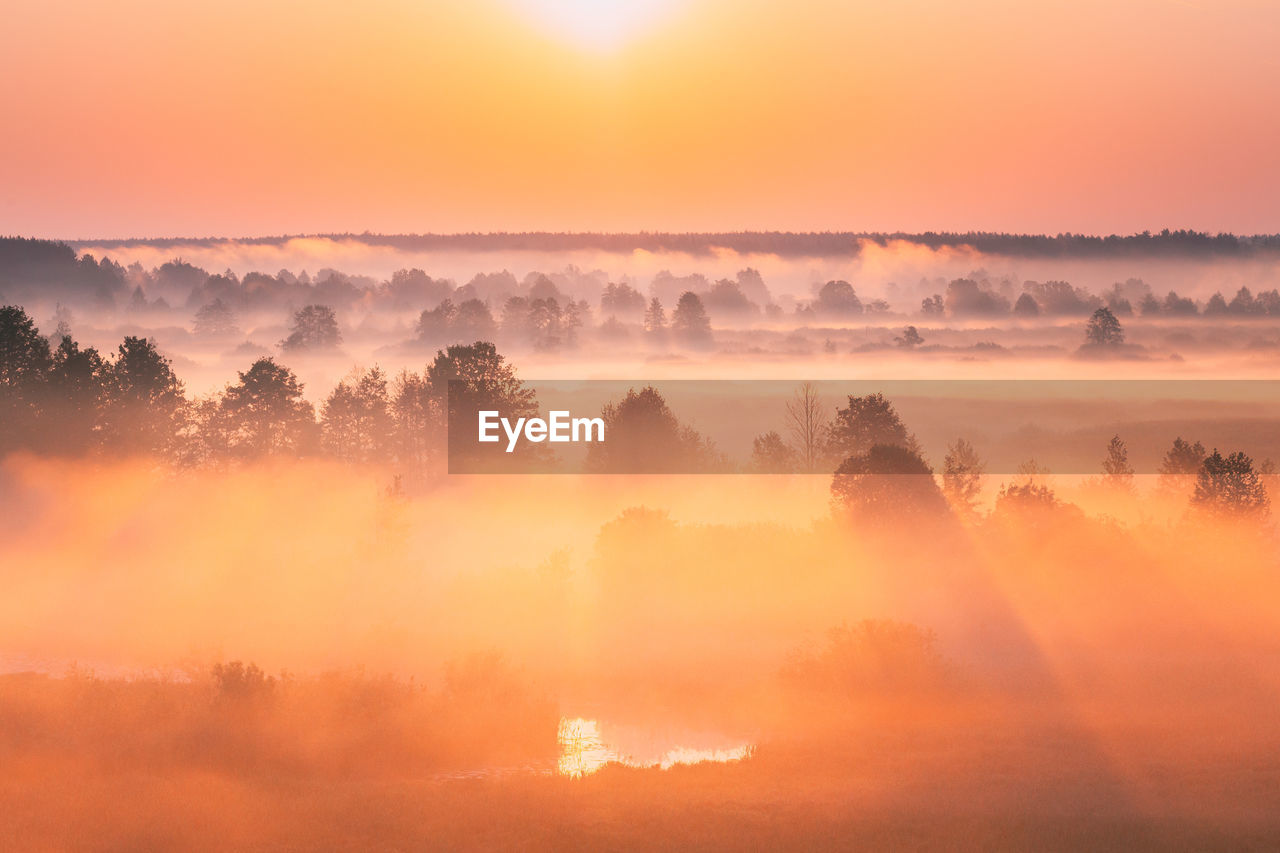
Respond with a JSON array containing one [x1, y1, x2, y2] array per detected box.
[[63, 229, 1280, 258], [8, 236, 1280, 333]]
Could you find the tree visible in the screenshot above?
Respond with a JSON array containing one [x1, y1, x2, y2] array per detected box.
[[643, 298, 667, 342], [1084, 307, 1124, 346], [281, 304, 341, 352], [894, 326, 924, 348], [670, 291, 712, 347], [945, 279, 1009, 316], [48, 303, 73, 341], [1229, 287, 1259, 315], [0, 305, 53, 451], [1204, 292, 1228, 315], [103, 336, 185, 456], [585, 385, 724, 473], [994, 482, 1060, 515], [1157, 436, 1207, 496], [176, 393, 232, 468], [527, 297, 565, 351], [384, 268, 453, 309], [1159, 437, 1206, 479], [942, 438, 984, 518], [425, 341, 541, 469], [828, 392, 916, 461], [993, 460, 1063, 518], [194, 299, 241, 338], [1191, 450, 1269, 519], [0, 304, 52, 390], [1012, 293, 1040, 317], [601, 282, 646, 317], [830, 444, 949, 522], [704, 279, 756, 316], [814, 280, 862, 316], [219, 357, 316, 457], [784, 382, 830, 473], [454, 299, 496, 342], [562, 299, 589, 346], [320, 367, 393, 464], [1101, 434, 1135, 489], [751, 430, 799, 473], [1163, 291, 1198, 316], [920, 294, 944, 316], [416, 299, 458, 342], [390, 369, 445, 473], [46, 336, 109, 453]]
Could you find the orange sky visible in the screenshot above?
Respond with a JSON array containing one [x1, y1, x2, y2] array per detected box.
[[2, 0, 1279, 238]]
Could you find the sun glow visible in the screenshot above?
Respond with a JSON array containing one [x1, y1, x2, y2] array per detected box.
[[505, 0, 682, 52], [557, 717, 754, 778]]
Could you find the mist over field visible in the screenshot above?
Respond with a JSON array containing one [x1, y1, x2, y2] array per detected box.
[[4, 233, 1280, 849], [8, 0, 1280, 843]]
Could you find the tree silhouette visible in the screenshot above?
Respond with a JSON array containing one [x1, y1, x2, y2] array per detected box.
[[784, 382, 829, 473], [1084, 307, 1124, 346], [48, 303, 73, 341], [390, 369, 445, 473], [384, 268, 453, 310], [751, 430, 799, 473], [425, 341, 541, 469], [103, 336, 185, 456], [219, 357, 316, 457], [994, 482, 1060, 514], [643, 297, 667, 342], [1161, 437, 1205, 473], [814, 280, 862, 316], [47, 336, 108, 453], [942, 438, 984, 518], [194, 299, 240, 338], [585, 385, 723, 473], [945, 279, 1009, 316], [1191, 450, 1269, 519], [830, 444, 949, 522], [416, 299, 458, 343], [1102, 434, 1135, 489], [454, 299, 496, 342], [704, 279, 756, 316], [1012, 293, 1040, 317], [320, 367, 393, 464], [1204, 292, 1228, 315], [281, 304, 341, 352], [670, 291, 712, 347], [894, 326, 924, 348], [993, 460, 1064, 519], [828, 393, 916, 462], [0, 305, 53, 451], [601, 282, 646, 317]]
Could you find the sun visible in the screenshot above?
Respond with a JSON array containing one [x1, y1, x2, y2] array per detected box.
[[506, 0, 682, 53]]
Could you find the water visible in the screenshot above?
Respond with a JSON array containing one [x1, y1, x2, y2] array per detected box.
[[556, 716, 754, 778]]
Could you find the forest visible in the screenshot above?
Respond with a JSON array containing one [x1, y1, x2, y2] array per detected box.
[[4, 234, 1280, 850]]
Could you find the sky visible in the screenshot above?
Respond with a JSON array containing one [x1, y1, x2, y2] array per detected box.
[[2, 0, 1279, 238]]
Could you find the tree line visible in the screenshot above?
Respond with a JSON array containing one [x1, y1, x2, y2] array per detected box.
[[3, 301, 1276, 514], [73, 229, 1280, 258]]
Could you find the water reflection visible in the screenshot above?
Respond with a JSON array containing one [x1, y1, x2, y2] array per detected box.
[[557, 718, 620, 777], [557, 716, 754, 778]]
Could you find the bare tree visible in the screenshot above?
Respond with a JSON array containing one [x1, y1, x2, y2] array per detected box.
[[784, 382, 830, 473]]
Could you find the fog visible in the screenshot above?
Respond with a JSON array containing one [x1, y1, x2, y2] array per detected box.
[[4, 457, 1280, 847], [4, 233, 1280, 849]]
